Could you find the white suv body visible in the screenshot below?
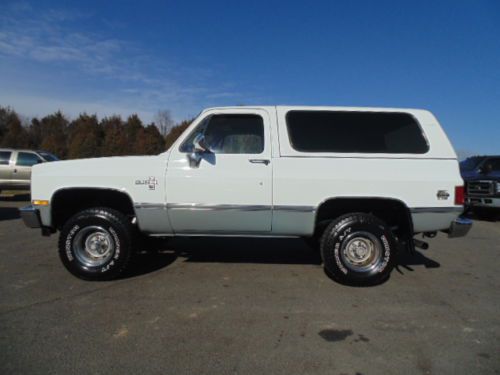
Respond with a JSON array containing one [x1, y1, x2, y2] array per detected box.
[[21, 106, 471, 284]]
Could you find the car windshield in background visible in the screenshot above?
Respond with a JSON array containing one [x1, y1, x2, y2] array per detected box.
[[460, 157, 485, 171], [38, 152, 59, 162]]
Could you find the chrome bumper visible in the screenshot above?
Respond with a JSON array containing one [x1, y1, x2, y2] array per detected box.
[[19, 205, 41, 228], [447, 216, 473, 238]]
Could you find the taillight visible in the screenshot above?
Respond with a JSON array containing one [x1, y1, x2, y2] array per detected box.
[[455, 186, 465, 205]]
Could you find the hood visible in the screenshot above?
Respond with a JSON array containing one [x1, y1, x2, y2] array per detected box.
[[32, 154, 167, 179], [461, 169, 500, 182]]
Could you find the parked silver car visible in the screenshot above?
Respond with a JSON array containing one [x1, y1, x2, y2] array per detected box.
[[0, 149, 59, 193]]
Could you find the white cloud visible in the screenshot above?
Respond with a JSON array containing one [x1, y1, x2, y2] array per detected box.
[[0, 3, 254, 121]]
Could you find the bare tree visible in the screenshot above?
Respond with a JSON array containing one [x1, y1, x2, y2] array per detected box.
[[154, 110, 174, 137]]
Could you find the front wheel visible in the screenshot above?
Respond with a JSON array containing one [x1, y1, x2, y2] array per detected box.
[[58, 207, 134, 280], [320, 213, 397, 285]]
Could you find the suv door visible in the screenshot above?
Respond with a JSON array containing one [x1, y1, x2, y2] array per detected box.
[[12, 151, 42, 187], [0, 151, 13, 188], [166, 109, 272, 233]]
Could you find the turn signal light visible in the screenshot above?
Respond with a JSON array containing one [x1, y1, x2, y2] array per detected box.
[[32, 200, 49, 206], [454, 186, 465, 206]]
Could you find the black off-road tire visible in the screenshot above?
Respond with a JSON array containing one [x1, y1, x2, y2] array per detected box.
[[58, 207, 134, 280], [320, 213, 397, 286]]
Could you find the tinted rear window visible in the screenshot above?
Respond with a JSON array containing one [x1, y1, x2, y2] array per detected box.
[[286, 111, 429, 154], [0, 151, 11, 165]]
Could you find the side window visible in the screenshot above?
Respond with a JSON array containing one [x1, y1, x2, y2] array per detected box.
[[286, 111, 429, 154], [180, 114, 264, 154], [16, 152, 41, 167], [0, 151, 11, 165]]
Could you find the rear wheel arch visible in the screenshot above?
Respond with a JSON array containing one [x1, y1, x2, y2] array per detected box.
[[314, 197, 414, 240]]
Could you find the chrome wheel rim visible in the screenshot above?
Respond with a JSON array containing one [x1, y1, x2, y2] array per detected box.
[[73, 226, 115, 267], [340, 231, 382, 272]]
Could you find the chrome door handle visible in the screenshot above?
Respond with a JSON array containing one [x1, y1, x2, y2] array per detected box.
[[249, 159, 270, 165]]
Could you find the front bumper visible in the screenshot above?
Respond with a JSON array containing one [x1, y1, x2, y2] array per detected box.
[[447, 216, 473, 238], [19, 205, 42, 228], [466, 197, 500, 209]]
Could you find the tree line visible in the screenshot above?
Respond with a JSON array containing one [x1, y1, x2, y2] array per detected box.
[[0, 106, 192, 159]]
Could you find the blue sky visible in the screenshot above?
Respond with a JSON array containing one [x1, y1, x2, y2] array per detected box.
[[0, 0, 499, 157]]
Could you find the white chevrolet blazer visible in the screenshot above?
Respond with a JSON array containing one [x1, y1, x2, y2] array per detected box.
[[21, 106, 472, 285]]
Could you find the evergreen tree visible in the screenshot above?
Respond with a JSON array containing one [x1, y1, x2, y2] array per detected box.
[[67, 114, 102, 159], [28, 118, 43, 149], [0, 107, 29, 148], [125, 114, 143, 154], [101, 116, 128, 156], [135, 124, 165, 154], [39, 111, 69, 158]]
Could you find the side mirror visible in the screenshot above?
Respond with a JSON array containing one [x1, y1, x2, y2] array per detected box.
[[188, 134, 209, 168], [193, 133, 209, 153]]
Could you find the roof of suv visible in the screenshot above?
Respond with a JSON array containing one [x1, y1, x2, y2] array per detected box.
[[202, 105, 426, 112]]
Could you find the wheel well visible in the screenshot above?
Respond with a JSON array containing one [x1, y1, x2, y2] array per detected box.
[[315, 198, 413, 240], [51, 188, 135, 229]]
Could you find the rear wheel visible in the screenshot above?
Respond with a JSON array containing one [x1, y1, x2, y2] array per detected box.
[[58, 207, 134, 280], [320, 213, 397, 285]]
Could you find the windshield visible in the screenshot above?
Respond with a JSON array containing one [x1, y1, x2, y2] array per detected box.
[[38, 151, 59, 162], [460, 157, 485, 171]]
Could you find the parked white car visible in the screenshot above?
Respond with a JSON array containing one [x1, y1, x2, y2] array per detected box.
[[20, 106, 471, 285]]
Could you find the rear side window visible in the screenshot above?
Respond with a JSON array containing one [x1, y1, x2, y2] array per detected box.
[[286, 111, 429, 154], [0, 151, 11, 165], [16, 152, 41, 167]]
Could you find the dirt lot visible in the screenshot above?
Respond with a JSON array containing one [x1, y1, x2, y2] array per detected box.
[[0, 194, 499, 375]]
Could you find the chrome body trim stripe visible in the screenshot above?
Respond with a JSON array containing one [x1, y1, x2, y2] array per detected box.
[[135, 203, 316, 213], [134, 203, 166, 209], [167, 203, 270, 211], [410, 207, 463, 214], [274, 205, 316, 212], [136, 203, 462, 215]]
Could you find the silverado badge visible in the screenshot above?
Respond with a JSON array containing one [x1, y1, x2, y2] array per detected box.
[[135, 176, 159, 190]]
